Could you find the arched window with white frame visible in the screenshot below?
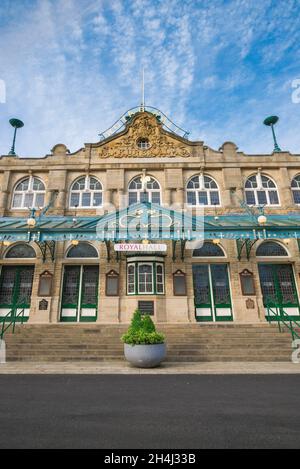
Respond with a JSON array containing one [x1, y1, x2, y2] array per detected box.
[[291, 175, 300, 204], [245, 173, 279, 206], [70, 176, 103, 208], [256, 241, 288, 257], [128, 176, 161, 205], [186, 174, 220, 206], [12, 176, 45, 209]]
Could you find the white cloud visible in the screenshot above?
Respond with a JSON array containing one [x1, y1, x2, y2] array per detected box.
[[0, 0, 299, 156]]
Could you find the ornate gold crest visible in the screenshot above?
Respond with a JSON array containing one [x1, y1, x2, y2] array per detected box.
[[97, 113, 192, 159]]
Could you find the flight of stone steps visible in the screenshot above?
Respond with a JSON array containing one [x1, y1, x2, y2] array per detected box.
[[3, 323, 294, 362]]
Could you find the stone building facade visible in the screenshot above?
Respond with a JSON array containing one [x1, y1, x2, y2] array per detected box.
[[1, 109, 300, 325]]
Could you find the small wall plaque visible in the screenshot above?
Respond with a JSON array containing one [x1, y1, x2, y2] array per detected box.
[[39, 299, 49, 311], [240, 269, 255, 296], [106, 270, 119, 296], [246, 298, 255, 309], [173, 270, 187, 296], [38, 271, 53, 297], [138, 301, 154, 316]]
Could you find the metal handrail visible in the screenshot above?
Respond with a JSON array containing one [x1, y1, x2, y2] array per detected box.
[[266, 305, 300, 341], [0, 309, 26, 340]]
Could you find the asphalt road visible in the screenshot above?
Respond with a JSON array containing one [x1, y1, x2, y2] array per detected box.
[[0, 375, 300, 449]]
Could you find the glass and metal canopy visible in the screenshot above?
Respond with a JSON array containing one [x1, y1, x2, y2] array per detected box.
[[1, 203, 300, 243]]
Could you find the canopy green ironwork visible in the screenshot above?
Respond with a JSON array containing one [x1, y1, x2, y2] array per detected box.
[[1, 203, 300, 243]]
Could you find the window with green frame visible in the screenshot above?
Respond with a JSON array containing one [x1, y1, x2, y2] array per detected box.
[[127, 261, 165, 295]]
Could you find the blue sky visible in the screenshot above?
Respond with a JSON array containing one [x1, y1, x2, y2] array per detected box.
[[0, 0, 300, 157]]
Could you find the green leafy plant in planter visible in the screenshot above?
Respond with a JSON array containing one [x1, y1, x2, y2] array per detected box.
[[122, 310, 166, 368], [121, 310, 165, 345]]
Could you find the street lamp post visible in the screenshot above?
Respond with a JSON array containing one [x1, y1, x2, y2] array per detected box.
[[263, 115, 281, 153], [9, 118, 24, 156]]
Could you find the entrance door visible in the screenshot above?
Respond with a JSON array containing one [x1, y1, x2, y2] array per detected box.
[[60, 265, 99, 322], [193, 264, 233, 322], [258, 264, 300, 319], [0, 266, 34, 322]]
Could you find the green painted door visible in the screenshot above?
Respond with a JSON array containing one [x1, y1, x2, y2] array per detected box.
[[258, 264, 300, 320], [60, 265, 99, 322], [0, 266, 34, 322], [211, 264, 233, 321], [193, 265, 213, 321], [193, 264, 233, 322]]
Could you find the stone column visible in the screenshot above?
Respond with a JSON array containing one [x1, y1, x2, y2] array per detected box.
[[118, 189, 125, 210], [44, 189, 55, 210], [279, 167, 293, 207], [176, 188, 184, 208], [56, 189, 66, 215], [221, 189, 232, 208], [0, 170, 11, 216], [164, 189, 171, 207], [105, 189, 112, 206], [0, 190, 9, 216]]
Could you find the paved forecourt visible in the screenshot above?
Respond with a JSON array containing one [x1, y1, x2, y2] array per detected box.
[[1, 361, 300, 374]]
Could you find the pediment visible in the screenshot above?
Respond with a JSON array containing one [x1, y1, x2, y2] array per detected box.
[[93, 112, 193, 159]]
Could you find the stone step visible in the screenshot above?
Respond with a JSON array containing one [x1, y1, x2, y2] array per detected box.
[[4, 323, 295, 363]]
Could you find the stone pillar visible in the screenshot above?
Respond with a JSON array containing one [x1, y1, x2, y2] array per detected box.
[[29, 263, 54, 324], [165, 256, 190, 323], [49, 241, 65, 323], [222, 168, 243, 209], [56, 190, 66, 215], [105, 189, 112, 206], [279, 167, 293, 207], [0, 190, 9, 216], [0, 170, 11, 216], [97, 252, 120, 323], [176, 188, 184, 208], [229, 259, 261, 323], [44, 189, 54, 209], [164, 189, 171, 207], [118, 189, 125, 210], [221, 189, 232, 208], [186, 262, 196, 322]]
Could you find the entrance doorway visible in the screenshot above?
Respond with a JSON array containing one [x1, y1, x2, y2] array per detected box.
[[0, 266, 35, 322], [60, 265, 99, 322], [258, 264, 300, 319], [192, 264, 233, 322]]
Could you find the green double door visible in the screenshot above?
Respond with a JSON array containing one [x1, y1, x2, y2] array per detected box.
[[0, 266, 34, 322], [258, 264, 300, 319], [192, 264, 233, 322], [60, 265, 99, 322]]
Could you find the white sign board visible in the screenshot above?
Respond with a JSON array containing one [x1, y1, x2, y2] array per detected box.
[[114, 244, 167, 252]]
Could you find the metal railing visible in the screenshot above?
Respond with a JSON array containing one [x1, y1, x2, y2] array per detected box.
[[266, 305, 300, 341], [0, 309, 26, 340]]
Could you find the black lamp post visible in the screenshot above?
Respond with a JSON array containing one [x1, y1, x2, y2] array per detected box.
[[263, 115, 281, 152], [9, 118, 24, 155]]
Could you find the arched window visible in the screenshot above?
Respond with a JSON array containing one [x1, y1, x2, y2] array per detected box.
[[70, 176, 103, 208], [5, 244, 36, 258], [12, 176, 45, 209], [186, 175, 220, 206], [128, 176, 161, 205], [67, 243, 98, 258], [245, 174, 279, 206], [291, 175, 300, 204], [193, 242, 225, 257], [256, 241, 288, 257]]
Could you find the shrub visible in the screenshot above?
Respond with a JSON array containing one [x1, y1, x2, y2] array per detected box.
[[121, 309, 165, 345], [130, 309, 144, 333]]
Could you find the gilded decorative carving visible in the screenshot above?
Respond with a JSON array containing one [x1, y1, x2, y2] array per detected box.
[[97, 114, 192, 159]]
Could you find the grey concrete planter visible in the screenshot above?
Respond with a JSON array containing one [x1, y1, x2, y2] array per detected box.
[[124, 343, 166, 368]]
